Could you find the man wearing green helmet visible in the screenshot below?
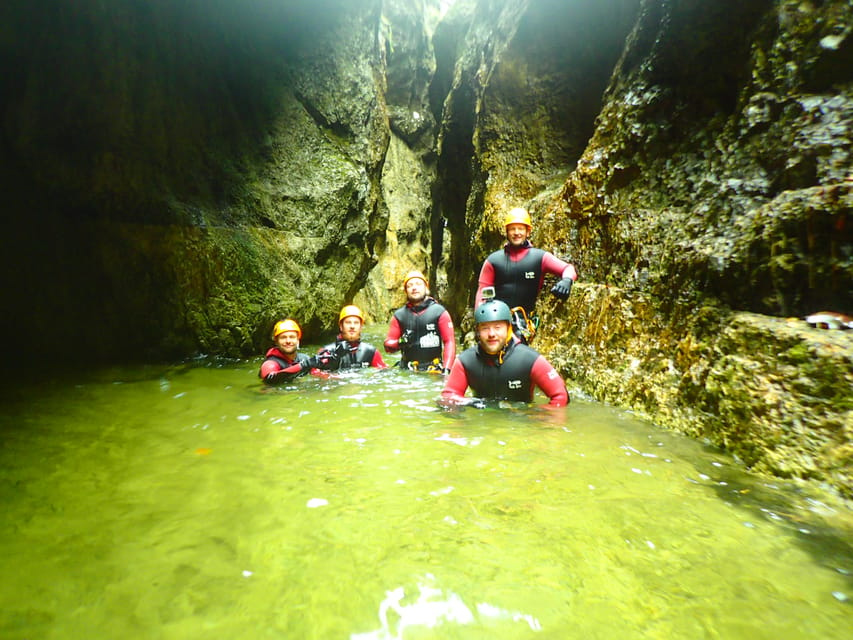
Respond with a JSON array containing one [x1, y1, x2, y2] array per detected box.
[[440, 300, 568, 407]]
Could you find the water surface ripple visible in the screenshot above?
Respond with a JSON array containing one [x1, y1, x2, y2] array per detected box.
[[1, 355, 851, 639]]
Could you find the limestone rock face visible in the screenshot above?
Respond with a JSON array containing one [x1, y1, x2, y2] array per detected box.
[[357, 0, 441, 323], [1, 0, 393, 359]]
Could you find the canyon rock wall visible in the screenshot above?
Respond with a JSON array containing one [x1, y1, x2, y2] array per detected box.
[[1, 0, 398, 360], [439, 0, 852, 494]]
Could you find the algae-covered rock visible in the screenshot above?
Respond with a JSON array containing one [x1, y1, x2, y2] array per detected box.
[[0, 0, 390, 360], [438, 0, 851, 494]]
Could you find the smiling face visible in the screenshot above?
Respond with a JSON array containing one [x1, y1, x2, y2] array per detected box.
[[405, 277, 427, 304], [505, 222, 530, 247], [477, 320, 510, 355], [339, 316, 363, 341], [274, 330, 299, 355]]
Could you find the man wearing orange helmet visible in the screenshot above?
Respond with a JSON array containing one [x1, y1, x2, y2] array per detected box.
[[259, 319, 314, 384], [384, 270, 456, 374], [475, 207, 578, 342], [314, 305, 387, 370]]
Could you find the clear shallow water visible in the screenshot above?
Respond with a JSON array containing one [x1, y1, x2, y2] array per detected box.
[[1, 347, 851, 639]]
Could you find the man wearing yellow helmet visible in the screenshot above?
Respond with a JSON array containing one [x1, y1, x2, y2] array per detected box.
[[475, 207, 578, 342], [313, 305, 387, 370], [259, 319, 314, 384], [383, 270, 456, 374]]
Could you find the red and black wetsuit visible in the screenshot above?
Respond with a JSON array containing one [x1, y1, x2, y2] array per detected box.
[[317, 337, 387, 371], [441, 337, 568, 407], [384, 297, 456, 371], [475, 241, 577, 314], [259, 348, 312, 385]]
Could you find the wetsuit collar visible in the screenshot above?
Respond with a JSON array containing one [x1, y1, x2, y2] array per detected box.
[[407, 297, 435, 313], [267, 347, 298, 363], [504, 239, 532, 253]]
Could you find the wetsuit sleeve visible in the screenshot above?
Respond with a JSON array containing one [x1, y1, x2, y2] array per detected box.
[[371, 349, 388, 369], [440, 359, 470, 404], [261, 360, 310, 384], [541, 252, 578, 281], [438, 311, 456, 371], [474, 260, 496, 309], [259, 358, 282, 379], [384, 316, 403, 353], [530, 355, 569, 406]]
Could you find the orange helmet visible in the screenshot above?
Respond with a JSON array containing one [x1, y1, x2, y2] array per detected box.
[[503, 207, 532, 229], [403, 270, 428, 288], [272, 318, 302, 339], [338, 304, 365, 324]]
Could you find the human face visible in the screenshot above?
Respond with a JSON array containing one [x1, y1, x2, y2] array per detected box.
[[477, 320, 509, 355], [275, 331, 299, 355], [340, 316, 362, 341], [505, 223, 530, 247], [405, 277, 427, 304]]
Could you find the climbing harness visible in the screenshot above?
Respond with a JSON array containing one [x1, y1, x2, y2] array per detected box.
[[510, 306, 539, 343]]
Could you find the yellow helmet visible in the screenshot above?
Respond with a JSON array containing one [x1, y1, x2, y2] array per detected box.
[[272, 318, 302, 339], [403, 270, 428, 288], [338, 304, 365, 324], [503, 207, 532, 229]]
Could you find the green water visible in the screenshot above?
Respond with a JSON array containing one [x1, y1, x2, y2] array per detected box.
[[1, 345, 851, 639]]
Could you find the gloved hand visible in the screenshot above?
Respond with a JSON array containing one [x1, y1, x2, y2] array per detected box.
[[303, 355, 320, 369], [550, 277, 573, 300], [337, 340, 357, 356], [397, 329, 414, 347], [315, 348, 340, 368], [264, 371, 281, 384], [264, 370, 289, 384]]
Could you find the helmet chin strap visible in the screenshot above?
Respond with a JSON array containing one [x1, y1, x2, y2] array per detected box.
[[498, 331, 513, 364], [479, 327, 513, 364]]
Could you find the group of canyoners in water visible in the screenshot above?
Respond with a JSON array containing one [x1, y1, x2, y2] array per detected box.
[[259, 208, 577, 408]]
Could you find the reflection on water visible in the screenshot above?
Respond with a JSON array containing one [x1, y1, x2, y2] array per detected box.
[[352, 573, 541, 639], [0, 347, 851, 639]]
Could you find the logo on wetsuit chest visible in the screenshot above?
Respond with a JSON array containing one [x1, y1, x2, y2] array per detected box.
[[524, 271, 536, 279], [507, 379, 522, 389], [419, 324, 441, 349]]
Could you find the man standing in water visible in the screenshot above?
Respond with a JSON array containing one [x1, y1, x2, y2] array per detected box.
[[441, 300, 568, 407], [259, 319, 314, 385], [474, 207, 578, 342], [384, 270, 456, 374], [315, 305, 387, 371]]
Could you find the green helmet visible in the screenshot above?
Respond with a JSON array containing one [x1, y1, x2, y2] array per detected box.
[[474, 300, 512, 324]]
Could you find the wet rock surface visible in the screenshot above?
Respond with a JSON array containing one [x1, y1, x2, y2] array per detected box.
[[535, 285, 853, 496], [440, 0, 851, 494]]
